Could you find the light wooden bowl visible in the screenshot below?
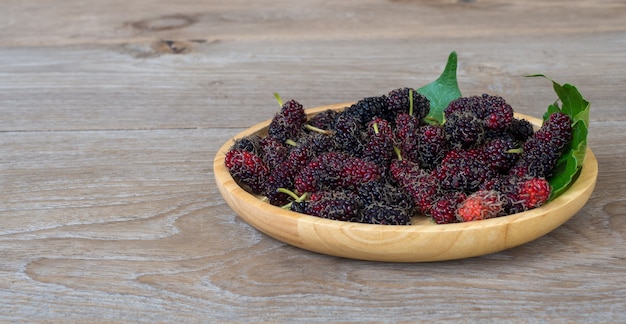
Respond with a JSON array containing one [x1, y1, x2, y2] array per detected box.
[[214, 103, 598, 262]]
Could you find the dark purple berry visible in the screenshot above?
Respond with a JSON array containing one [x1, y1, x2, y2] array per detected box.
[[305, 190, 362, 222], [444, 111, 485, 149], [333, 111, 365, 156], [387, 87, 430, 119], [225, 149, 270, 195], [265, 144, 315, 205], [357, 180, 414, 212], [445, 96, 484, 118], [536, 112, 573, 151], [394, 113, 421, 163], [296, 132, 337, 156], [417, 124, 448, 170], [294, 152, 382, 193], [509, 137, 561, 178], [345, 95, 393, 124], [509, 118, 535, 142], [290, 201, 308, 214], [434, 149, 496, 192], [230, 134, 263, 155], [389, 159, 441, 214], [362, 118, 395, 167], [308, 109, 338, 130], [259, 136, 289, 171], [508, 113, 572, 179], [481, 137, 520, 173], [480, 93, 514, 131], [359, 203, 411, 225], [267, 99, 307, 142], [429, 191, 467, 224]]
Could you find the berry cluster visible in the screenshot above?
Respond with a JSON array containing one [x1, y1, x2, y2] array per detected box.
[[225, 90, 572, 225]]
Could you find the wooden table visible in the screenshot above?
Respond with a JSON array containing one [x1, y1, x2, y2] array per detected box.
[[2, 1, 625, 322]]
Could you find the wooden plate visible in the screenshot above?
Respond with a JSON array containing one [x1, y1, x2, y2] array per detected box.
[[214, 103, 598, 262]]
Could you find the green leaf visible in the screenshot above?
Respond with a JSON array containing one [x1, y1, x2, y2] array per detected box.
[[573, 106, 590, 129], [543, 102, 560, 120], [554, 83, 587, 117], [419, 51, 462, 124], [549, 148, 582, 198], [526, 75, 591, 200]]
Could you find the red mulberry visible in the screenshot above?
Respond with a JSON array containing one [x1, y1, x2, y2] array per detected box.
[[456, 190, 506, 222]]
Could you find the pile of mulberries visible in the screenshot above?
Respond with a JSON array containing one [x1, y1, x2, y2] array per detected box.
[[224, 90, 572, 225]]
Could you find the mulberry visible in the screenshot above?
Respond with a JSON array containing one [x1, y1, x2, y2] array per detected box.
[[230, 134, 263, 155], [357, 180, 414, 212], [305, 190, 362, 222], [481, 137, 520, 173], [480, 93, 514, 131], [535, 112, 573, 151], [394, 113, 421, 163], [264, 144, 315, 206], [294, 152, 382, 193], [345, 95, 393, 124], [390, 159, 441, 214], [267, 98, 307, 142], [445, 96, 484, 118], [362, 118, 395, 166], [417, 124, 448, 170], [333, 111, 365, 156], [259, 136, 290, 171], [386, 87, 430, 120], [445, 94, 514, 131], [434, 149, 496, 192], [507, 177, 551, 214], [359, 203, 412, 225], [296, 132, 337, 156], [509, 111, 572, 179], [444, 111, 485, 149], [429, 191, 467, 224], [225, 149, 270, 195], [509, 118, 535, 142], [308, 109, 338, 130], [456, 190, 506, 222]]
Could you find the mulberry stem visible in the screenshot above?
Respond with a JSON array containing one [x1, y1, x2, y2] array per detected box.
[[372, 122, 380, 134], [273, 92, 284, 107], [277, 187, 301, 200], [305, 124, 334, 135], [393, 146, 403, 160]]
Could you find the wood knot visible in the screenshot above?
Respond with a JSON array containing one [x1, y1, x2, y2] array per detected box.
[[132, 14, 197, 31], [151, 40, 193, 54]]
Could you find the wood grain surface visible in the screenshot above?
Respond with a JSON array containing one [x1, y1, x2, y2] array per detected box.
[[1, 0, 625, 322]]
